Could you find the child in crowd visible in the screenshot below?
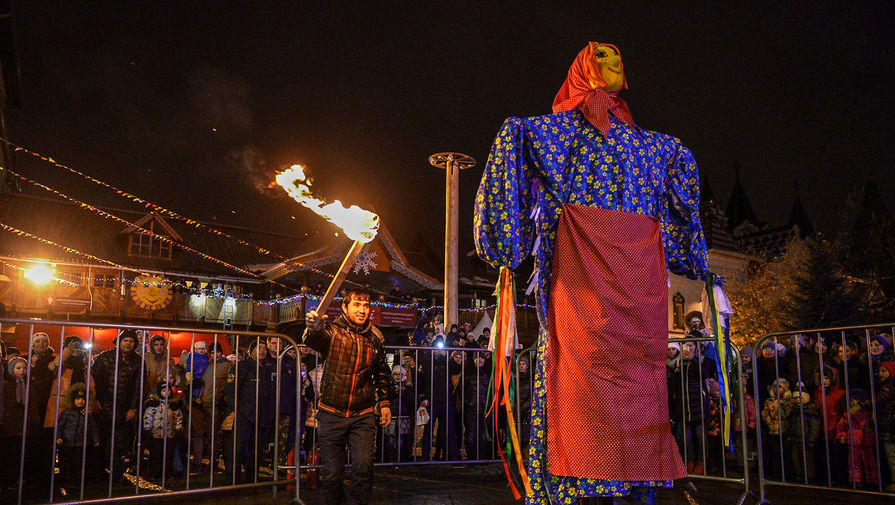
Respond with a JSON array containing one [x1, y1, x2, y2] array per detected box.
[[787, 388, 820, 482], [815, 365, 847, 484], [1, 357, 40, 488], [761, 377, 793, 479], [55, 383, 100, 488], [835, 389, 878, 487], [141, 381, 185, 481], [876, 361, 895, 491]]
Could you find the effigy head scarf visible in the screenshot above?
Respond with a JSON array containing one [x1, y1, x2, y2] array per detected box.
[[552, 42, 635, 136]]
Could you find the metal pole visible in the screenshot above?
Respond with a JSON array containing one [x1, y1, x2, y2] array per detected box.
[[428, 152, 476, 331]]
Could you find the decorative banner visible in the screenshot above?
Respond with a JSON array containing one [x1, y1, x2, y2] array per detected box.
[[130, 274, 173, 310], [0, 149, 405, 303]]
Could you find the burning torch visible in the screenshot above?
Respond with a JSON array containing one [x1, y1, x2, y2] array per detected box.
[[276, 164, 379, 318]]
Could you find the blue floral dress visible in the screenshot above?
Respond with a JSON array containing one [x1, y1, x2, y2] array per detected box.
[[474, 109, 709, 504]]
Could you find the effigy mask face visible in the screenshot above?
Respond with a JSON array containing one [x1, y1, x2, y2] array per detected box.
[[592, 43, 625, 91]]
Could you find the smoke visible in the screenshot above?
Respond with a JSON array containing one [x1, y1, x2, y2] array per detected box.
[[228, 144, 283, 197]]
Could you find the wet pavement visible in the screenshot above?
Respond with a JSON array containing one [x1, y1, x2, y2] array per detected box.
[[10, 463, 895, 504]]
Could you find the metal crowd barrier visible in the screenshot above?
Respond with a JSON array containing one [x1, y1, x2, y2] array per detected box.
[[0, 319, 517, 505], [667, 335, 752, 505], [752, 323, 895, 504], [0, 318, 304, 505]]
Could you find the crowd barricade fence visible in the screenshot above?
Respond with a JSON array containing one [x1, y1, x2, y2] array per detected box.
[[752, 323, 895, 504], [668, 335, 753, 505], [0, 318, 303, 505], [0, 319, 514, 505]]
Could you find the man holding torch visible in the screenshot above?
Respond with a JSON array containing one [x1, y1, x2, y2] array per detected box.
[[304, 287, 391, 505]]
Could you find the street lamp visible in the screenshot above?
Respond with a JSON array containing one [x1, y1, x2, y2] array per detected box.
[[24, 263, 54, 285], [428, 152, 476, 332]]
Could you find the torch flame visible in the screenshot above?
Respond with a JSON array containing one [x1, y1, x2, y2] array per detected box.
[[276, 164, 380, 243]]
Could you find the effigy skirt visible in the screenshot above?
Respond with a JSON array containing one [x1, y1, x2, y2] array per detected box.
[[546, 203, 686, 481]]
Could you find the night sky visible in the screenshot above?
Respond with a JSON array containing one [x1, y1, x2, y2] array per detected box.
[[5, 3, 894, 261]]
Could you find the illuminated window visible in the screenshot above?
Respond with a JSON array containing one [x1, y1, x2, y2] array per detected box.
[[127, 220, 173, 260], [672, 292, 685, 330]]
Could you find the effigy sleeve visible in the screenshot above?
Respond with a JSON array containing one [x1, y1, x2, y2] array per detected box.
[[474, 117, 536, 270], [662, 144, 709, 280]]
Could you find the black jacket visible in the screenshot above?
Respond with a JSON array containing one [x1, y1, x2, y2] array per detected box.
[[303, 314, 390, 417], [224, 356, 277, 427], [91, 347, 145, 416], [668, 355, 716, 423]]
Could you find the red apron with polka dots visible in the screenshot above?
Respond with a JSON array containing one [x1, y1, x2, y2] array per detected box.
[[546, 203, 686, 481]]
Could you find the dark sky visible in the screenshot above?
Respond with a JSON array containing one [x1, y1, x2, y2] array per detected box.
[[5, 2, 895, 259]]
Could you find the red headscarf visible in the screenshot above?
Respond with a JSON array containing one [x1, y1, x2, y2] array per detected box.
[[552, 42, 635, 136]]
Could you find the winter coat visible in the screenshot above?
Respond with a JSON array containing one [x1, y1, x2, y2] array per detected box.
[[199, 357, 230, 409], [1, 372, 42, 437], [302, 314, 391, 417], [816, 385, 846, 441], [668, 355, 715, 423], [274, 353, 298, 418], [223, 356, 277, 426], [91, 347, 145, 417], [182, 351, 209, 400], [834, 408, 875, 449], [786, 349, 820, 395], [29, 346, 57, 423], [56, 384, 100, 447], [463, 359, 492, 411], [787, 399, 821, 444], [761, 394, 792, 436], [44, 356, 95, 428], [417, 352, 462, 405], [755, 354, 789, 405], [144, 351, 176, 393], [830, 356, 867, 392], [142, 396, 184, 439], [874, 377, 895, 441], [734, 393, 756, 432]]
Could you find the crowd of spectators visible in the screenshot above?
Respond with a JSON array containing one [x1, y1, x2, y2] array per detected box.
[[7, 312, 889, 499], [0, 317, 533, 500], [667, 312, 895, 492]]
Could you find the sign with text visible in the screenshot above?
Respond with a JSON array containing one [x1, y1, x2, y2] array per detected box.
[[304, 299, 417, 328]]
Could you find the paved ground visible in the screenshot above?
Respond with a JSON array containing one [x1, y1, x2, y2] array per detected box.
[[9, 464, 895, 504]]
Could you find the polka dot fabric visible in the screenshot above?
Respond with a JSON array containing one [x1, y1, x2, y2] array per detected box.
[[546, 204, 686, 481]]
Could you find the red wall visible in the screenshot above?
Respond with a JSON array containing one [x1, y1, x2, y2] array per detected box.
[[9, 325, 233, 359]]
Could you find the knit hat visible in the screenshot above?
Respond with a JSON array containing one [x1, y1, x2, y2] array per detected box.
[[115, 329, 139, 344], [790, 334, 809, 348], [871, 333, 892, 350], [193, 340, 207, 351], [792, 391, 811, 405], [7, 356, 27, 377], [69, 383, 87, 401], [880, 361, 895, 378], [31, 332, 50, 346], [848, 389, 870, 404], [769, 378, 790, 394], [822, 365, 839, 387], [667, 341, 681, 352], [247, 339, 265, 357], [740, 346, 753, 358], [63, 335, 83, 349]]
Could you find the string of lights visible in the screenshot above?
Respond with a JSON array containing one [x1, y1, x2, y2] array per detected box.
[[0, 137, 413, 303], [5, 167, 299, 293], [0, 137, 534, 312]]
